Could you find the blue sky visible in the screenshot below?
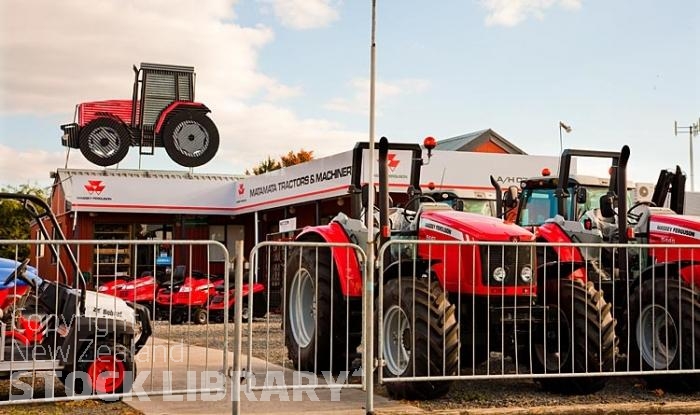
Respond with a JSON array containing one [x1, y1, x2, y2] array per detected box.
[[0, 0, 698, 190]]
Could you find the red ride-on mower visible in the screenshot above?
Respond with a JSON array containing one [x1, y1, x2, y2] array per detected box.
[[98, 272, 161, 318], [60, 63, 219, 168], [208, 281, 266, 323], [155, 268, 225, 325]]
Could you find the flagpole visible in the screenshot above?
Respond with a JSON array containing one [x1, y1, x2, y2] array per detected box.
[[364, 0, 377, 413]]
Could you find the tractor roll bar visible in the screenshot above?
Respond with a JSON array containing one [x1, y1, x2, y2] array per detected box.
[[349, 139, 424, 220]]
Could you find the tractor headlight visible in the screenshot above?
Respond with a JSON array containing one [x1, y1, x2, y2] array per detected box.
[[492, 267, 506, 283], [520, 266, 533, 283]]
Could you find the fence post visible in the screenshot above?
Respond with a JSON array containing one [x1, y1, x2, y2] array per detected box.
[[231, 240, 244, 415]]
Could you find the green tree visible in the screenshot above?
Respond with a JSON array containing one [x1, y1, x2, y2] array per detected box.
[[0, 184, 47, 259], [246, 149, 315, 175]]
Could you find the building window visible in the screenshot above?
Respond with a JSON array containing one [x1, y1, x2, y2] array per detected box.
[[209, 225, 226, 262]]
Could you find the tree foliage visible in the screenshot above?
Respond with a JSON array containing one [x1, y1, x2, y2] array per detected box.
[[0, 184, 47, 259], [280, 149, 314, 167], [247, 149, 314, 175]]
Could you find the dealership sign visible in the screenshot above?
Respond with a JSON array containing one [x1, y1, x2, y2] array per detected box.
[[61, 171, 238, 215], [231, 147, 569, 215]]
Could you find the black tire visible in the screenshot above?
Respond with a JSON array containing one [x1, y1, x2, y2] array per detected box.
[[169, 310, 183, 325], [161, 111, 219, 167], [193, 308, 208, 325], [252, 292, 268, 318], [79, 117, 131, 166], [379, 277, 459, 400], [622, 277, 700, 392], [458, 303, 490, 370], [63, 342, 134, 400], [530, 279, 616, 394], [284, 247, 360, 373]]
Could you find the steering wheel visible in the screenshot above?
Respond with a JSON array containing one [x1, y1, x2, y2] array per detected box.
[[627, 201, 656, 224], [402, 194, 437, 222], [4, 258, 30, 286]]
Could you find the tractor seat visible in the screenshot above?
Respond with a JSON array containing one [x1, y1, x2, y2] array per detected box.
[[591, 208, 618, 241]]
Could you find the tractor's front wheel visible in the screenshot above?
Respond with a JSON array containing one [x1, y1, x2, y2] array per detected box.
[[78, 117, 130, 166], [623, 277, 700, 392], [530, 279, 616, 394], [284, 247, 360, 373], [379, 277, 459, 400], [162, 111, 219, 167]]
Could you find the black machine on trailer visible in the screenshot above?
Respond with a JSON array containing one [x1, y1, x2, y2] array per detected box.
[[0, 192, 151, 398]]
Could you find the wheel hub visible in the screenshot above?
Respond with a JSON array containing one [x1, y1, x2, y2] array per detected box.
[[289, 268, 316, 348], [89, 127, 121, 157], [383, 305, 412, 376], [173, 120, 209, 156], [637, 304, 678, 369]]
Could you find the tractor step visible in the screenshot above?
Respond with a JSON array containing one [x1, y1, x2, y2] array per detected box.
[[139, 127, 156, 155]]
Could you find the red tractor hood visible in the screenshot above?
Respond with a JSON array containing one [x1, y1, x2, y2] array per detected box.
[[649, 213, 700, 243], [420, 210, 534, 242]]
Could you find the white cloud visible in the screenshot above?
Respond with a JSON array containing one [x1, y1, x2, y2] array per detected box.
[[0, 0, 278, 114], [261, 0, 340, 30], [480, 0, 582, 27], [325, 77, 431, 115], [0, 0, 362, 187], [0, 145, 95, 190]]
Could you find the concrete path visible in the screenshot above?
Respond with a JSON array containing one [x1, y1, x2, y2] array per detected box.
[[124, 338, 420, 415]]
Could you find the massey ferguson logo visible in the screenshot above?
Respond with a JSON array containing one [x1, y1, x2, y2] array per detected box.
[[387, 153, 400, 172], [84, 180, 105, 195], [238, 183, 245, 195]]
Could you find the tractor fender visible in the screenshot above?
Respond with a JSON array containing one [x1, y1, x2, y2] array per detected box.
[[536, 222, 584, 263], [633, 260, 700, 290], [155, 102, 210, 133], [381, 258, 439, 284], [537, 260, 587, 291], [297, 223, 364, 298]]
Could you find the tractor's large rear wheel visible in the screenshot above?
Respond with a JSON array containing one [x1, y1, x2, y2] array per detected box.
[[379, 277, 459, 400], [78, 118, 130, 166], [162, 111, 219, 167], [623, 277, 700, 392], [530, 279, 616, 394], [284, 247, 360, 373]]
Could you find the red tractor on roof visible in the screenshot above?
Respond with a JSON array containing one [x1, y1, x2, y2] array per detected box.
[[283, 137, 615, 399], [493, 146, 700, 391], [61, 63, 219, 168]]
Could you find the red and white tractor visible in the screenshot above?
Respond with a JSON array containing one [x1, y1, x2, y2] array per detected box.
[[494, 145, 700, 391], [283, 137, 616, 399], [61, 63, 219, 168]]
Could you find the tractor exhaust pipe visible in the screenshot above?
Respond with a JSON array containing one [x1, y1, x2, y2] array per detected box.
[[378, 137, 390, 248]]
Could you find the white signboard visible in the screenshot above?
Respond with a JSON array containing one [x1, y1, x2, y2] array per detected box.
[[231, 145, 574, 215], [279, 217, 297, 233], [62, 172, 237, 215], [232, 150, 354, 215]]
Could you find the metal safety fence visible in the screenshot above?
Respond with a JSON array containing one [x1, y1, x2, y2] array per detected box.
[[231, 241, 367, 412], [0, 238, 231, 404], [375, 239, 700, 399]]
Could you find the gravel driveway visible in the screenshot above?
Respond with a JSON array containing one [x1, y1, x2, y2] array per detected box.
[[3, 315, 699, 414], [154, 314, 700, 411]]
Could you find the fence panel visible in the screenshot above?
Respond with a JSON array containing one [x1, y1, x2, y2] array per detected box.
[[375, 239, 700, 398], [235, 240, 367, 402], [0, 239, 231, 405]]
